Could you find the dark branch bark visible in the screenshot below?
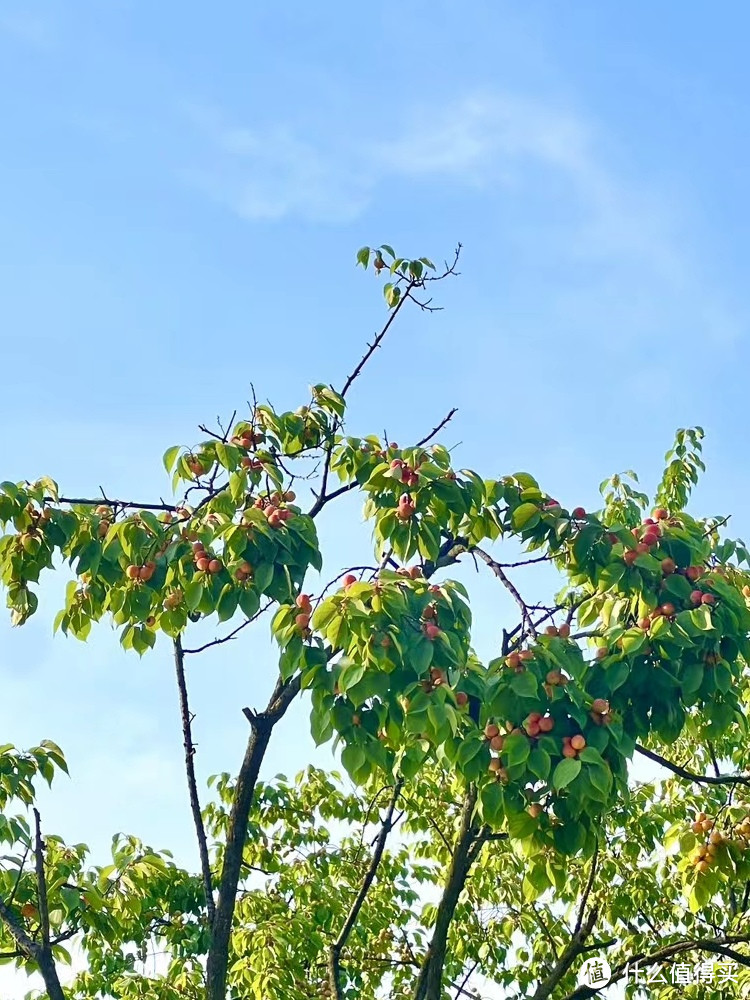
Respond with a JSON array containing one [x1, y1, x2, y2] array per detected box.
[[531, 907, 599, 1000], [328, 780, 403, 998], [33, 809, 51, 949], [0, 815, 68, 1000], [340, 280, 417, 400], [173, 638, 215, 926], [205, 674, 302, 1000], [56, 496, 176, 512], [574, 842, 599, 937], [413, 786, 480, 1000], [635, 744, 750, 786], [474, 547, 539, 639], [415, 408, 458, 448]]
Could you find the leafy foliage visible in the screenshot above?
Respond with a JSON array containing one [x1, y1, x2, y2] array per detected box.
[[1, 246, 750, 999]]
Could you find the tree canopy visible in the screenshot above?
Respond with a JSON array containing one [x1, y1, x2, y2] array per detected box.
[[1, 246, 749, 1000]]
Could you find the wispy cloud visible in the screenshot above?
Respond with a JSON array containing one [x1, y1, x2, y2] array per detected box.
[[179, 90, 740, 344], [180, 92, 676, 264], [181, 105, 367, 224]]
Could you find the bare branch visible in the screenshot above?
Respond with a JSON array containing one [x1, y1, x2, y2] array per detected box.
[[414, 785, 481, 1000], [574, 842, 599, 937], [182, 600, 273, 655], [173, 638, 215, 925], [473, 547, 538, 639], [415, 408, 458, 448], [328, 780, 403, 998], [635, 744, 750, 786]]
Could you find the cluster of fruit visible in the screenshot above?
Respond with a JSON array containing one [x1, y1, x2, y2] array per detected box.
[[690, 813, 725, 873], [250, 490, 297, 529], [589, 697, 612, 726], [561, 734, 587, 759], [94, 503, 113, 537], [397, 493, 416, 521], [230, 428, 262, 450], [187, 454, 209, 478], [294, 593, 313, 633], [125, 561, 156, 582], [191, 542, 222, 575], [390, 457, 420, 488]]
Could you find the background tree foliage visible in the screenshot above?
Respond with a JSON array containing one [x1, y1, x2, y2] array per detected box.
[[1, 246, 749, 999]]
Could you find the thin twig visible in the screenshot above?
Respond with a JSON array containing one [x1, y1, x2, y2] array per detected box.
[[415, 408, 458, 448]]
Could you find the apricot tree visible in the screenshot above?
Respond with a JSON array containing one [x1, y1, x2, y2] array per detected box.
[[1, 245, 750, 999]]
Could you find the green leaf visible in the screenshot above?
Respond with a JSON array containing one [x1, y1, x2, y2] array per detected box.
[[528, 747, 551, 780], [505, 733, 531, 767], [510, 671, 538, 698], [552, 757, 581, 790], [162, 446, 181, 474], [512, 503, 540, 531]]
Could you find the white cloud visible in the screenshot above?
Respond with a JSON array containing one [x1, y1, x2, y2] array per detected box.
[[181, 105, 367, 224], [179, 92, 680, 273]]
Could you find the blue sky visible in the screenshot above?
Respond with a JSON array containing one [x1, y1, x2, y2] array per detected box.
[[1, 2, 749, 994]]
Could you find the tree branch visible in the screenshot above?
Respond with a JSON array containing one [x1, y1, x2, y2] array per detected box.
[[415, 408, 458, 448], [574, 842, 599, 936], [0, 812, 69, 1000], [328, 780, 403, 998], [531, 906, 599, 1000], [340, 280, 418, 400], [173, 637, 214, 926], [473, 547, 538, 639], [205, 672, 303, 1000], [562, 934, 750, 1000], [413, 785, 480, 1000], [635, 744, 750, 786]]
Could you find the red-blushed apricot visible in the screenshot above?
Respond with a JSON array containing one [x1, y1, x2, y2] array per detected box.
[[570, 734, 586, 751]]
